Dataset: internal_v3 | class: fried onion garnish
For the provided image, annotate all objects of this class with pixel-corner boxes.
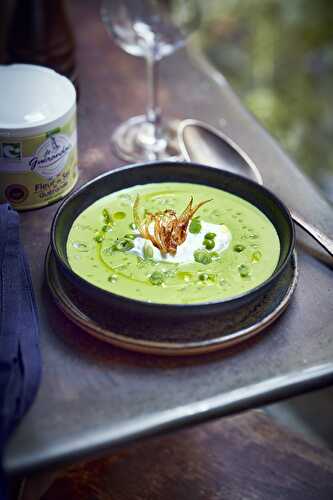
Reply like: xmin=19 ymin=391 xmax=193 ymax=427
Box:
xmin=133 ymin=195 xmax=211 ymax=255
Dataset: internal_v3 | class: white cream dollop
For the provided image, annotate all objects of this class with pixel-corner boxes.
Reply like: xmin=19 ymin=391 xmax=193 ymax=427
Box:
xmin=129 ymin=221 xmax=231 ymax=264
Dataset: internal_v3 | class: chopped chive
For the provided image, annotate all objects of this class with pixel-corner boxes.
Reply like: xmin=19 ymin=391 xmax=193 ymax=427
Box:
xmin=234 ymin=244 xmax=245 ymax=253
xmin=205 ymin=232 xmax=216 ymax=240
xmin=238 ymin=264 xmax=250 ymax=277
xmin=112 ymin=238 xmax=134 ymax=252
xmin=199 ymin=272 xmax=209 ymax=281
xmin=198 ymin=272 xmax=216 ymax=282
xmin=102 ymin=208 xmax=113 ymax=225
xmin=189 ymin=217 xmax=202 ymax=234
xmin=204 ymin=239 xmax=215 ymax=250
xmin=149 ymin=271 xmax=164 ymax=286
xmin=194 ymin=249 xmax=212 ymax=265
xmin=108 ymin=274 xmax=118 ymax=283
xmin=94 ymin=232 xmax=104 ymax=243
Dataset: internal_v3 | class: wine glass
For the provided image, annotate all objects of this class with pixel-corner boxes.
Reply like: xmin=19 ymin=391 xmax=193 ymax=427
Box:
xmin=101 ymin=0 xmax=200 ymax=162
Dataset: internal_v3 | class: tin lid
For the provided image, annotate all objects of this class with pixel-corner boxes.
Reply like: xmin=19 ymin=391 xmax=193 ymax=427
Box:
xmin=0 ymin=64 xmax=76 ymax=136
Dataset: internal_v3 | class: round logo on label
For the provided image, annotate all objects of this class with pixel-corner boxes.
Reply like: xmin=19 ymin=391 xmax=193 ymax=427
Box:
xmin=29 ymin=134 xmax=72 ymax=179
xmin=5 ymin=184 xmax=29 ymax=204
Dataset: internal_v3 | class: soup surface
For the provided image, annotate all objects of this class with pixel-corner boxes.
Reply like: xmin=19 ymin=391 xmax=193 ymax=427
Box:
xmin=67 ymin=183 xmax=280 ymax=304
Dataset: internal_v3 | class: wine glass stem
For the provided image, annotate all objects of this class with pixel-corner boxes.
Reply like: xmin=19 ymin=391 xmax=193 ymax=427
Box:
xmin=145 ymin=55 xmax=162 ymax=142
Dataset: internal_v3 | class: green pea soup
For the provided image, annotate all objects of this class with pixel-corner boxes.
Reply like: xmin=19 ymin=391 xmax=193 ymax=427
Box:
xmin=67 ymin=182 xmax=280 ymax=304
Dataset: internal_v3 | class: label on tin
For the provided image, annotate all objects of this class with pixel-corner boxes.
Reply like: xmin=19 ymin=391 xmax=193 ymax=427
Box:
xmin=0 ymin=113 xmax=78 ymax=209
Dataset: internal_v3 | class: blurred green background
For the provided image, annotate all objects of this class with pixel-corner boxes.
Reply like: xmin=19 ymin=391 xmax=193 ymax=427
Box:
xmin=197 ymin=0 xmax=333 ymax=202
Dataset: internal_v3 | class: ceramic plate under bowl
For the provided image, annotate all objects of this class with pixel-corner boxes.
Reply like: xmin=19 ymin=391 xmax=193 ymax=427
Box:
xmin=46 ymin=247 xmax=298 ymax=356
xmin=51 ymin=162 xmax=295 ymax=319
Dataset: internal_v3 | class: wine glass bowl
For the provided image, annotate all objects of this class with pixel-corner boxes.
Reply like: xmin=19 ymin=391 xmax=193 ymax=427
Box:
xmin=101 ymin=0 xmax=200 ymax=162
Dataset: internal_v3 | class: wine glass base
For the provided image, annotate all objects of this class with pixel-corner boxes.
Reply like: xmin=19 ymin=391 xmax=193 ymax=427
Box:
xmin=111 ymin=115 xmax=182 ymax=162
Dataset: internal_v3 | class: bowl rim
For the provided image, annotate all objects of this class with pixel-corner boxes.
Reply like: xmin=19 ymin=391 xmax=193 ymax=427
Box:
xmin=51 ymin=161 xmax=295 ymax=312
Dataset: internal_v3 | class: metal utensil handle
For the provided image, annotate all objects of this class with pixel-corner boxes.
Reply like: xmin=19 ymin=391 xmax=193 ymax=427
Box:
xmin=178 ymin=119 xmax=333 ymax=259
xmin=291 ymin=210 xmax=333 ymax=257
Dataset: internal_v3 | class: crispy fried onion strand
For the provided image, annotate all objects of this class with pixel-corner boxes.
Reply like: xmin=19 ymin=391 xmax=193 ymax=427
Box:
xmin=133 ymin=195 xmax=211 ymax=255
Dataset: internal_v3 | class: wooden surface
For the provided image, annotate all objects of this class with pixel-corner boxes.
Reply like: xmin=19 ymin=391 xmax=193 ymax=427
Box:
xmin=4 ymin=0 xmax=333 ymax=475
xmin=41 ymin=411 xmax=333 ymax=500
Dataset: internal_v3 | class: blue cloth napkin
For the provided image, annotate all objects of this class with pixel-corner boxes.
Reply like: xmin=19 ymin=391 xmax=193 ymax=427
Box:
xmin=0 ymin=204 xmax=41 ymax=498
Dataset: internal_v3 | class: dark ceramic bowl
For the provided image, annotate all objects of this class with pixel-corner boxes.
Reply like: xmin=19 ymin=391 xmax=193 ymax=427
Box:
xmin=51 ymin=161 xmax=295 ymax=318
